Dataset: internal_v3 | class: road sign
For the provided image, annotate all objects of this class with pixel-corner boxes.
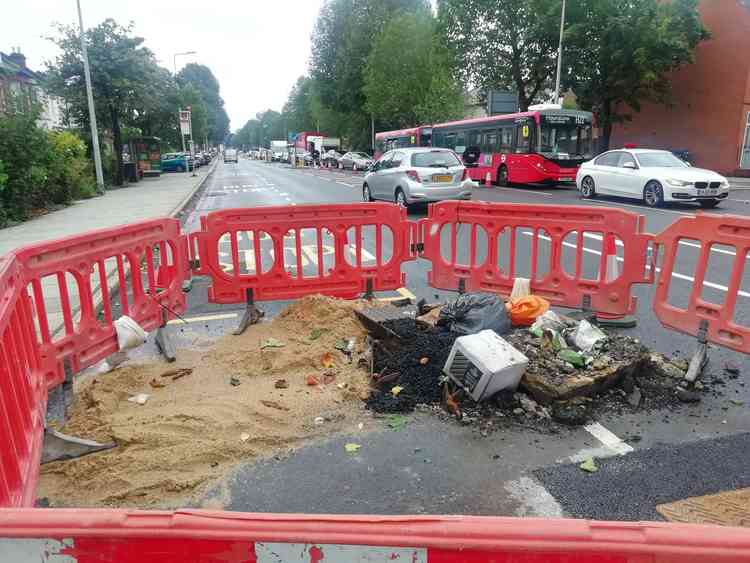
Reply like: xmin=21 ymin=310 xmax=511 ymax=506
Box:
xmin=179 ymin=110 xmax=191 ymax=135
xmin=487 ymin=90 xmax=519 ymax=116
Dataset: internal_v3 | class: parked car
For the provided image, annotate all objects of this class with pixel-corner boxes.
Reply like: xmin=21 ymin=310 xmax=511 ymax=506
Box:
xmin=576 ymin=148 xmax=730 ymax=209
xmin=224 ymin=148 xmax=238 ymax=163
xmin=161 ymin=153 xmax=191 ymax=172
xmin=322 ymin=150 xmax=342 ymax=166
xmin=340 ymin=151 xmax=373 ymax=171
xmin=362 ymin=148 xmax=473 ymax=208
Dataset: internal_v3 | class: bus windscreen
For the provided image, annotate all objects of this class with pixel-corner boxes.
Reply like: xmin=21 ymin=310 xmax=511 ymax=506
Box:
xmin=539 ymin=115 xmax=594 ymax=160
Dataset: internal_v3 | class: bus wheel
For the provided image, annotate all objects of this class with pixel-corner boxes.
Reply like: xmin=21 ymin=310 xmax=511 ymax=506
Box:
xmin=497 ymin=165 xmax=509 ymax=187
xmin=580 ymin=176 xmax=596 ymax=199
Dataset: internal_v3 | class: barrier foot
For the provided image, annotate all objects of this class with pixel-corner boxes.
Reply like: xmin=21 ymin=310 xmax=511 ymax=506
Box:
xmin=45 ymin=359 xmax=74 ymax=427
xmin=685 ymin=320 xmax=709 ymax=383
xmin=155 ymin=309 xmax=176 ymax=363
xmin=42 ymin=429 xmax=116 ymax=464
xmin=363 ymin=279 xmax=375 ymax=301
xmin=597 ymin=315 xmax=638 ymax=328
xmin=233 ymin=288 xmax=264 ymax=336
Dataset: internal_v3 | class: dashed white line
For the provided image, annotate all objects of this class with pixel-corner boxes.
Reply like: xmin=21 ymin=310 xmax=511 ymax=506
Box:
xmin=579 ymin=198 xmax=692 ymax=216
xmin=336 ymin=181 xmax=354 ymax=187
xmin=583 ymin=422 xmax=634 ymax=456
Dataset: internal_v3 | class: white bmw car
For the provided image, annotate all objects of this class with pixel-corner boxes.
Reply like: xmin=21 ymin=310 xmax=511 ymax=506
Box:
xmin=576 ymin=148 xmax=730 ymax=208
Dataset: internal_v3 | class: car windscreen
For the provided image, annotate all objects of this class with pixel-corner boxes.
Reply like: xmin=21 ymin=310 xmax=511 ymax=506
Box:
xmin=411 ymin=151 xmax=461 ymax=168
xmin=636 ymin=152 xmax=688 ymax=168
xmin=353 ymin=152 xmax=369 ymax=158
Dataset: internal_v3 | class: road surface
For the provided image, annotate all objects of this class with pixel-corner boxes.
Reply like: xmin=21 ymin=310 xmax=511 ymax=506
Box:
xmin=176 ymin=157 xmax=750 ymax=520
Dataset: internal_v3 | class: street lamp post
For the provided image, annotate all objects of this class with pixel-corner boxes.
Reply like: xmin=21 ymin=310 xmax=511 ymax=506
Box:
xmin=76 ymin=0 xmax=104 ymax=193
xmin=553 ymin=0 xmax=567 ymax=105
xmin=173 ymin=51 xmax=197 ymax=76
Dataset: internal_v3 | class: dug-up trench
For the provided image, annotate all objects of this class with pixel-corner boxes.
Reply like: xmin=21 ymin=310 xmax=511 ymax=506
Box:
xmin=40 ymin=295 xmax=694 ymax=509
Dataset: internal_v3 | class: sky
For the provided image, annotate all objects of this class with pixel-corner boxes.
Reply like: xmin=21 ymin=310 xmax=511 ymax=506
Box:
xmin=2 ymin=0 xmax=326 ymax=131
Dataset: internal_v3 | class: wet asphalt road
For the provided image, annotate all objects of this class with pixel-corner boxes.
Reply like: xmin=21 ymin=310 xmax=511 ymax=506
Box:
xmin=177 ymin=157 xmax=750 ymax=520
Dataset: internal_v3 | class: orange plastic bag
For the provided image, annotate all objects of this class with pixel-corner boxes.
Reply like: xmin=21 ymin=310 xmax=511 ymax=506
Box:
xmin=508 ymin=295 xmax=550 ymax=326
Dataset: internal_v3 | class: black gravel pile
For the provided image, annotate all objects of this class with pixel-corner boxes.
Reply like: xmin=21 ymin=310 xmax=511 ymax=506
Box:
xmin=366 ymin=319 xmax=458 ymax=413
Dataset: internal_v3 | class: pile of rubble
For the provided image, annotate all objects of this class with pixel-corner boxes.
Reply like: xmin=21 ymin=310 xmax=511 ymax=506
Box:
xmin=362 ymin=293 xmax=706 ymax=428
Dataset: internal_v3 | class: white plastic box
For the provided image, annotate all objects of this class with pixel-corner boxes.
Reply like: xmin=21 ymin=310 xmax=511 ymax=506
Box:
xmin=443 ymin=330 xmax=528 ymax=401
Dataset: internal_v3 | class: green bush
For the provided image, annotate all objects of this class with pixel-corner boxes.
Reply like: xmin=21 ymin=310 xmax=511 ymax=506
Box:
xmin=0 ymin=110 xmax=96 ymax=227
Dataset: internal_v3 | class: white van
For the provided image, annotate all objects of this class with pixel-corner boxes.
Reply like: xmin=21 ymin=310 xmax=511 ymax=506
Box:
xmin=224 ymin=149 xmax=238 ymax=163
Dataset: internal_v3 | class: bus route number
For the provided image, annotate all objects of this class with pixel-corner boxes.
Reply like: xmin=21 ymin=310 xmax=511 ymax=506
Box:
xmin=522 ymin=125 xmax=529 ymax=138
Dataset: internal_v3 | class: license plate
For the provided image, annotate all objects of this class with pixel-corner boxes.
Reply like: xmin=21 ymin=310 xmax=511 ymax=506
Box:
xmin=560 ymin=177 xmax=573 ymax=182
xmin=432 ymin=174 xmax=453 ymax=183
xmin=697 ymin=188 xmax=718 ymax=195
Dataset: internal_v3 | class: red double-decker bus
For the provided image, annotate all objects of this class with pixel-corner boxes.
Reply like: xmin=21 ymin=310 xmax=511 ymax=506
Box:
xmin=431 ymin=108 xmax=595 ymax=186
xmin=374 ymin=126 xmax=433 ymax=158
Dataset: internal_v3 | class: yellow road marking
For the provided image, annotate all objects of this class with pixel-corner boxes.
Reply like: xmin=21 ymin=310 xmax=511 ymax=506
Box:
xmin=397 ymin=287 xmax=416 ymax=300
xmin=168 ymin=312 xmax=238 ymax=325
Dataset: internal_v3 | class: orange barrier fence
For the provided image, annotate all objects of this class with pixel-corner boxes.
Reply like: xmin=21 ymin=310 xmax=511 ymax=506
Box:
xmin=654 ymin=213 xmax=750 ymax=354
xmin=190 ymin=203 xmax=415 ymax=303
xmin=419 ymin=201 xmax=655 ymax=317
xmin=1 ymin=510 xmax=749 ymax=562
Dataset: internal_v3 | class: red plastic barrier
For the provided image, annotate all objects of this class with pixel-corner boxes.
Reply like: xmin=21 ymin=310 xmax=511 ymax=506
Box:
xmin=190 ymin=203 xmax=415 ymax=303
xmin=419 ymin=201 xmax=654 ymax=317
xmin=654 ymin=213 xmax=750 ymax=354
xmin=13 ymin=218 xmax=189 ymax=388
xmin=1 ymin=510 xmax=750 ymax=562
xmin=0 ymin=256 xmax=49 ymax=509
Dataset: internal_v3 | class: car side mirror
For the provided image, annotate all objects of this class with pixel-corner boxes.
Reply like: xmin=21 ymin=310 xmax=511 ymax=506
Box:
xmin=623 ymin=161 xmax=637 ymax=170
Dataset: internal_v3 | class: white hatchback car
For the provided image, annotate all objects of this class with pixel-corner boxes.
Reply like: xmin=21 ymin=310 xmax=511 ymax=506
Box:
xmin=576 ymin=148 xmax=730 ymax=208
xmin=363 ymin=147 xmax=474 ymax=207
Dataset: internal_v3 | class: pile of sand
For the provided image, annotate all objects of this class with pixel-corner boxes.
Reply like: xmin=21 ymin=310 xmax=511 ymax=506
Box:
xmin=38 ymin=296 xmax=374 ymax=509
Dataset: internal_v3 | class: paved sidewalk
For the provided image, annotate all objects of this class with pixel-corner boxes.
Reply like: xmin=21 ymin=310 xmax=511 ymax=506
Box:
xmin=0 ymin=164 xmax=213 ymax=256
xmin=1 ymin=162 xmax=215 ymax=336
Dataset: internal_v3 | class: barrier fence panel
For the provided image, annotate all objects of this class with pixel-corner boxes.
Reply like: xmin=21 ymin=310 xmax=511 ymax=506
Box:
xmin=0 ymin=255 xmax=49 ymax=508
xmin=653 ymin=213 xmax=750 ymax=354
xmin=190 ymin=203 xmax=415 ymax=303
xmin=419 ymin=201 xmax=654 ymax=317
xmin=13 ymin=218 xmax=189 ymax=388
xmin=1 ymin=510 xmax=750 ymax=562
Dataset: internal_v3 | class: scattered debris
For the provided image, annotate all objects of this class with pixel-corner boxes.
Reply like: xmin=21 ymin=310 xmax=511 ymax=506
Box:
xmin=159 ymin=368 xmax=193 ymax=380
xmin=508 ymin=295 xmax=550 ymax=327
xmin=572 ymin=320 xmax=607 ymax=353
xmin=274 ymin=379 xmax=289 ymax=389
xmin=260 ymin=400 xmax=289 ymax=411
xmin=344 ymin=443 xmax=361 ymax=454
xmin=439 ymin=293 xmax=511 ymax=335
xmin=149 ymin=378 xmax=166 ymax=389
xmin=127 ymin=393 xmax=149 ymax=405
xmin=309 ymin=328 xmax=324 ymax=341
xmin=230 ymin=376 xmax=241 ymax=387
xmin=415 ymin=306 xmax=442 ymax=329
xmin=240 ymin=433 xmax=250 ymax=442
xmin=306 ymin=375 xmax=320 ymax=386
xmin=114 ymin=316 xmax=148 ymax=351
xmin=386 ymin=415 xmax=408 ymax=431
xmin=261 ymin=338 xmax=285 ymax=349
xmin=676 ymin=388 xmax=701 ymax=403
xmin=725 ymin=361 xmax=740 ymax=376
xmin=419 ymin=357 xmax=430 ymax=365
xmin=391 ymin=386 xmax=403 ymax=396
xmin=579 ymin=457 xmax=598 ymax=473
xmin=322 ymin=371 xmax=336 ymax=385
xmin=314 ymin=417 xmax=325 ymax=425
xmin=729 ymin=399 xmax=744 ymax=406
xmin=321 ymin=352 xmax=335 ymax=368
xmin=628 ymin=388 xmax=642 ymax=408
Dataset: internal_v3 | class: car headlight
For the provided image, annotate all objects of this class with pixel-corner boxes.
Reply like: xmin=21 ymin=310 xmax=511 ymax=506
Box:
xmin=665 ymin=178 xmax=692 ymax=187
xmin=719 ymin=180 xmax=730 ymax=188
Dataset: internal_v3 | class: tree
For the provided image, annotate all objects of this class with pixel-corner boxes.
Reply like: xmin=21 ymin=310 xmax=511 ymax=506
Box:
xmin=364 ymin=12 xmax=464 ymax=128
xmin=177 ymin=63 xmax=230 ymax=143
xmin=282 ymin=76 xmax=317 ymax=134
xmin=437 ymin=0 xmax=561 ymax=111
xmin=309 ymin=0 xmax=431 ymax=148
xmin=565 ymin=0 xmax=709 ymax=150
xmin=46 ymin=20 xmax=162 ymax=186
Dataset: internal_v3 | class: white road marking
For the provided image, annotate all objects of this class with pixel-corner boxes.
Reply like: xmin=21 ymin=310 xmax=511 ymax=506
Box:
xmin=584 ymin=422 xmax=634 ymax=456
xmin=519 ymin=230 xmax=750 ymax=297
xmin=504 ymin=476 xmax=564 ymax=517
xmin=336 ymin=181 xmax=354 ymax=187
xmin=490 ymin=187 xmax=554 ymax=197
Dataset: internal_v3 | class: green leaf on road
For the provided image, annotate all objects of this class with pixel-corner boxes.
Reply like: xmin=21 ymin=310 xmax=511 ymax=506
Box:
xmin=309 ymin=328 xmax=324 ymax=341
xmin=579 ymin=457 xmax=598 ymax=473
xmin=261 ymin=338 xmax=285 ymax=349
xmin=386 ymin=415 xmax=408 ymax=431
xmin=344 ymin=443 xmax=361 ymax=454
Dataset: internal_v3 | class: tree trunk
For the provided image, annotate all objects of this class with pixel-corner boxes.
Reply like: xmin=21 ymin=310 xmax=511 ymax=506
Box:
xmin=110 ymin=105 xmax=124 ymax=187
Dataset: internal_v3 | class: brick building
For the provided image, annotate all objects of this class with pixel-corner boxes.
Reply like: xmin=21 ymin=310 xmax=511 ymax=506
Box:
xmin=611 ymin=0 xmax=750 ymax=176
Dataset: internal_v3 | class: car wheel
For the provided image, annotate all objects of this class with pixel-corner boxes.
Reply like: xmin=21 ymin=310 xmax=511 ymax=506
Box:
xmin=363 ymin=183 xmax=373 ymax=202
xmin=580 ymin=176 xmax=596 ymax=199
xmin=497 ymin=165 xmax=509 ymax=187
xmin=699 ymin=199 xmax=720 ymax=209
xmin=643 ymin=181 xmax=664 ymax=208
xmin=395 ymin=189 xmax=408 ymax=208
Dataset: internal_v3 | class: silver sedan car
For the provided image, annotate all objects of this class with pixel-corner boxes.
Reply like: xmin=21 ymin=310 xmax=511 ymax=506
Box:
xmin=340 ymin=151 xmax=373 ymax=171
xmin=363 ymin=148 xmax=474 ymax=207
